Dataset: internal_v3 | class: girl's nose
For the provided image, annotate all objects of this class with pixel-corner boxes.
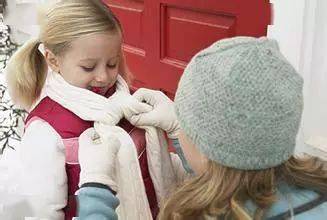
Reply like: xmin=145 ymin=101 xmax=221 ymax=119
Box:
xmin=94 ymin=69 xmax=109 ymax=83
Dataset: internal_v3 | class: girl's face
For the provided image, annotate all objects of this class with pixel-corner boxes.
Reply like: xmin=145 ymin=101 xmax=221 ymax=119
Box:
xmin=178 ymin=130 xmax=208 ymax=175
xmin=46 ymin=32 xmax=122 ymax=95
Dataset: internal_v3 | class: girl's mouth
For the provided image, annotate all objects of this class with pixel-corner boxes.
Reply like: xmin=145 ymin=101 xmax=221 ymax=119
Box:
xmin=89 ymin=86 xmax=107 ymax=95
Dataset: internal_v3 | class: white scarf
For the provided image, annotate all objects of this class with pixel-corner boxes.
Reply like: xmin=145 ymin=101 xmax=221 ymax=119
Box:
xmin=45 ymin=71 xmax=130 ymax=123
xmin=46 ymin=71 xmax=178 ymax=220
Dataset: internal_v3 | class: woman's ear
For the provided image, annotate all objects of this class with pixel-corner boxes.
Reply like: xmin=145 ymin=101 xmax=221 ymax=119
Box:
xmin=45 ymin=49 xmax=60 ymax=73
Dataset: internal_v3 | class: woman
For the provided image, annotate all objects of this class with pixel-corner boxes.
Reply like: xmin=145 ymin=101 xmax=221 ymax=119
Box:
xmin=77 ymin=37 xmax=327 ymax=220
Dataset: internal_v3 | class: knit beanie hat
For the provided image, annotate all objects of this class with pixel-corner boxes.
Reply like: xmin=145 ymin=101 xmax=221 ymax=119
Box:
xmin=174 ymin=37 xmax=303 ymax=170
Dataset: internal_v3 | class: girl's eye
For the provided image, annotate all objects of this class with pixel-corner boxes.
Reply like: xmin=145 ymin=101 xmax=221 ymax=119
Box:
xmin=81 ymin=66 xmax=95 ymax=72
xmin=107 ymin=63 xmax=117 ymax=69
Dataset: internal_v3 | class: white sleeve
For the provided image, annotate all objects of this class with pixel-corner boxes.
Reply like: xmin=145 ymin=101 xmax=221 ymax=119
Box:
xmin=16 ymin=119 xmax=67 ymax=220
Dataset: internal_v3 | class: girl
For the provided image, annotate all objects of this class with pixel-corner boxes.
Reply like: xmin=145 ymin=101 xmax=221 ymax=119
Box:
xmin=5 ymin=0 xmax=160 ymax=219
xmin=77 ymin=37 xmax=327 ymax=219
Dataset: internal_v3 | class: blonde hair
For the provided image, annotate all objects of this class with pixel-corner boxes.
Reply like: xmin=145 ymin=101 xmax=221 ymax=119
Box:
xmin=158 ymin=156 xmax=327 ymax=220
xmin=6 ymin=0 xmax=130 ymax=110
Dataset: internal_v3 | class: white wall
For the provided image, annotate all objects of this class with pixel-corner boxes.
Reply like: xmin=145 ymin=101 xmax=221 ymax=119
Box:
xmin=267 ymin=0 xmax=306 ymax=72
xmin=268 ymin=0 xmax=327 ymax=157
xmin=300 ymin=0 xmax=327 ymax=158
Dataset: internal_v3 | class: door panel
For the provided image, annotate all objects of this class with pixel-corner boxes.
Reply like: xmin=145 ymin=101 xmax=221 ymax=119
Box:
xmin=104 ymin=0 xmax=272 ymax=97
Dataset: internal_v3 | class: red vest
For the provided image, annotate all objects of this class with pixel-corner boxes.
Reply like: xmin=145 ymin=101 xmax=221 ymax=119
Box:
xmin=25 ymin=87 xmax=158 ymax=219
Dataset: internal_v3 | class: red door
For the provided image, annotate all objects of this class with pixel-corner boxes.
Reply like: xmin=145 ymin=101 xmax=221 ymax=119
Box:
xmin=104 ymin=0 xmax=272 ymax=98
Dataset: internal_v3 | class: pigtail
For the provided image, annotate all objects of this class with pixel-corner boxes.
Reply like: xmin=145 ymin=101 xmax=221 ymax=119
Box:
xmin=6 ymin=38 xmax=48 ymax=110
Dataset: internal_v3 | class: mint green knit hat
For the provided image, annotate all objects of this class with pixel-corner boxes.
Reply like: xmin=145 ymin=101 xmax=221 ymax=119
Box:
xmin=174 ymin=37 xmax=304 ymax=170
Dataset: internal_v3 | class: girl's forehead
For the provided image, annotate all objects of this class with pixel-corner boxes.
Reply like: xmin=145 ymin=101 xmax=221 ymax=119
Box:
xmin=69 ymin=32 xmax=122 ymax=59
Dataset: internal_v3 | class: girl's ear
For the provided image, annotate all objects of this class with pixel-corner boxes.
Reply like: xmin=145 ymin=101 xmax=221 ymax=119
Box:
xmin=45 ymin=48 xmax=60 ymax=73
xmin=118 ymin=47 xmax=133 ymax=85
xmin=118 ymin=48 xmax=127 ymax=75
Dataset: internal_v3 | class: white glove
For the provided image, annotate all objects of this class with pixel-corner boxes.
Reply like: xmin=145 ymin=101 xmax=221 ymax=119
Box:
xmin=105 ymin=91 xmax=153 ymax=125
xmin=78 ymin=128 xmax=120 ymax=191
xmin=129 ymin=88 xmax=180 ymax=138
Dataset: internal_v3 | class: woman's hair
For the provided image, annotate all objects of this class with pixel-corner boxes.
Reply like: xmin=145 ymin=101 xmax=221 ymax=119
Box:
xmin=6 ymin=0 xmax=130 ymax=110
xmin=158 ymin=156 xmax=327 ymax=220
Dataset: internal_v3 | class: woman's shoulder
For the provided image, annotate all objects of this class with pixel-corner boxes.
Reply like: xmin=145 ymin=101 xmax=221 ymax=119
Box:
xmin=237 ymin=183 xmax=326 ymax=219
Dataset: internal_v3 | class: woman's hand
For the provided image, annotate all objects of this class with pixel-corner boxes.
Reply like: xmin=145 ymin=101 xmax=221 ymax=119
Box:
xmin=105 ymin=91 xmax=152 ymax=125
xmin=128 ymin=88 xmax=180 ymax=138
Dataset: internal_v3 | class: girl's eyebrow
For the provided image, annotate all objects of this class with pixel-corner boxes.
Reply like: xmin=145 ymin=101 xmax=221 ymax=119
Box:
xmin=79 ymin=55 xmax=120 ymax=62
xmin=79 ymin=58 xmax=97 ymax=62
